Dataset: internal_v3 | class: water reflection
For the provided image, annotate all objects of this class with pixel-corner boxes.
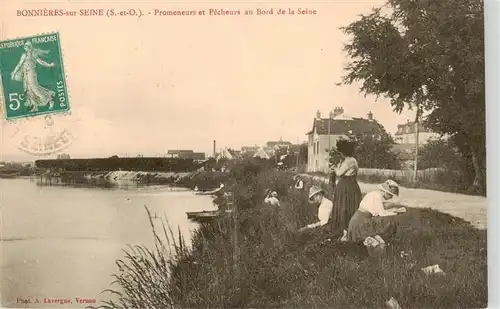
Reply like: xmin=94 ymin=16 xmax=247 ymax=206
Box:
xmin=0 ymin=177 xmax=213 ymax=308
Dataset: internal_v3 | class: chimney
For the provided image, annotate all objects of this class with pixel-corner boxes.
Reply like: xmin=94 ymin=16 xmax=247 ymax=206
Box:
xmin=213 ymin=140 xmax=216 ymax=157
xmin=333 ymin=106 xmax=344 ymax=118
xmin=367 ymin=111 xmax=373 ymax=120
xmin=316 ymin=110 xmax=321 ymax=119
xmin=329 ymin=111 xmax=334 ymax=119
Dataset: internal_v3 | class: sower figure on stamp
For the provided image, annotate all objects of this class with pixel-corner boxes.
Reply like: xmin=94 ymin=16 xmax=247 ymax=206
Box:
xmin=10 ymin=41 xmax=56 ymax=112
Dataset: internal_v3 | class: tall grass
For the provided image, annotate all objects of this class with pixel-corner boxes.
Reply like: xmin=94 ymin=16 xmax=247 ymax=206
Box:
xmin=92 ymin=162 xmax=487 ymax=309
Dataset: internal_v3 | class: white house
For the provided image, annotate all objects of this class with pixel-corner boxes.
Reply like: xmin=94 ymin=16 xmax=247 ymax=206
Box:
xmin=306 ymin=107 xmax=386 ymax=173
xmin=394 ymin=121 xmax=441 ymax=144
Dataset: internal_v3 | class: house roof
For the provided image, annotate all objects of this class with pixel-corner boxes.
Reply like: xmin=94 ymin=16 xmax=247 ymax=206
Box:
xmin=254 ymin=147 xmax=270 ymax=159
xmin=395 ymin=122 xmax=432 ymax=135
xmin=266 ymin=141 xmax=292 ymax=147
xmin=306 ymin=118 xmax=385 ymax=136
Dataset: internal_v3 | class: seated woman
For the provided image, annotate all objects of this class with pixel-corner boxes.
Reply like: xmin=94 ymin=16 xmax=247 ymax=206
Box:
xmin=347 ymin=180 xmax=406 ymax=243
xmin=298 ymin=186 xmax=333 ymax=232
xmin=264 ymin=190 xmax=280 ymax=207
xmin=293 ymin=175 xmax=305 ymax=190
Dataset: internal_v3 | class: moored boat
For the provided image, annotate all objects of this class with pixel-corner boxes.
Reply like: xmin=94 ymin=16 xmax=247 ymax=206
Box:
xmin=186 ymin=209 xmax=233 ymax=220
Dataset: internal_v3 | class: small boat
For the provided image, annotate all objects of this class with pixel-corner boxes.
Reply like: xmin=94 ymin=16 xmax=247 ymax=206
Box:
xmin=186 ymin=209 xmax=233 ymax=220
xmin=193 ymin=183 xmax=225 ymax=196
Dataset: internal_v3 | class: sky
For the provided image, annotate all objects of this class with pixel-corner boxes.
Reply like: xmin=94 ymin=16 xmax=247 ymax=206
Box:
xmin=0 ymin=0 xmax=415 ymax=161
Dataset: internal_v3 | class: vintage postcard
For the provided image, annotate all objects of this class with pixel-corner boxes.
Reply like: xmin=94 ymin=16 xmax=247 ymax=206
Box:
xmin=0 ymin=0 xmax=490 ymax=308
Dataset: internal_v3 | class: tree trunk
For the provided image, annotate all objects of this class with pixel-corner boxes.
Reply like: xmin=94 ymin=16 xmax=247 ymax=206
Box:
xmin=469 ymin=144 xmax=485 ymax=194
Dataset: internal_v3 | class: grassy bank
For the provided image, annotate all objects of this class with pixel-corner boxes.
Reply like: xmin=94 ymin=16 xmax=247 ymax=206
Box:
xmin=94 ymin=160 xmax=487 ymax=309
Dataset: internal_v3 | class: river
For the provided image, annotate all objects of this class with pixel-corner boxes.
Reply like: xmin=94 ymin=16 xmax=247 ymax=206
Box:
xmin=0 ymin=177 xmax=215 ymax=308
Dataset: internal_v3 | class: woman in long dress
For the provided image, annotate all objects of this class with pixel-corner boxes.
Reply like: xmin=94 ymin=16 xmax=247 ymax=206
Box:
xmin=347 ymin=180 xmax=406 ymax=243
xmin=10 ymin=41 xmax=56 ymax=112
xmin=330 ymin=139 xmax=362 ymax=234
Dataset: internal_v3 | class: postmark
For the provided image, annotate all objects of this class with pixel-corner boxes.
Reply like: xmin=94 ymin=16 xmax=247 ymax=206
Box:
xmin=0 ymin=32 xmax=70 ymax=120
xmin=2 ymin=114 xmax=78 ymax=156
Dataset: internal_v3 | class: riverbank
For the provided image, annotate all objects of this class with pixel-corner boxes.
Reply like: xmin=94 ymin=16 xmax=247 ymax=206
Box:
xmin=93 ymin=160 xmax=487 ymax=309
xmin=36 ymin=169 xmax=230 ymax=190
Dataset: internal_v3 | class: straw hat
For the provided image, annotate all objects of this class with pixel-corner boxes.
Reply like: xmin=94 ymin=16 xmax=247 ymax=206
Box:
xmin=271 ymin=191 xmax=278 ymax=197
xmin=379 ymin=180 xmax=399 ymax=196
xmin=308 ymin=186 xmax=324 ymax=200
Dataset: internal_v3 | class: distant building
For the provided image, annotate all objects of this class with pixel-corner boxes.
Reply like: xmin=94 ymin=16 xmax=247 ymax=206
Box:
xmin=216 ymin=148 xmax=241 ymax=161
xmin=253 ymin=147 xmax=270 ymax=159
xmin=306 ymin=107 xmax=386 ymax=173
xmin=167 ymin=150 xmax=206 ymax=161
xmin=241 ymin=146 xmax=259 ymax=158
xmin=394 ymin=121 xmax=440 ymax=144
xmin=167 ymin=150 xmax=194 ymax=159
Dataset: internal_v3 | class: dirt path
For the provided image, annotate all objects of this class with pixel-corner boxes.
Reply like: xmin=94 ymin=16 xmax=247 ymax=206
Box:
xmin=305 ymin=175 xmax=487 ymax=230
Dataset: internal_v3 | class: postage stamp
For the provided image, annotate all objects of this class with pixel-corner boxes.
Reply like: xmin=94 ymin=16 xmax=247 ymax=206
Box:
xmin=0 ymin=32 xmax=70 ymax=120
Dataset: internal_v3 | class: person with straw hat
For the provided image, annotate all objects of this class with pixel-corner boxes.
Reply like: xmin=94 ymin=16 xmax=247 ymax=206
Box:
xmin=264 ymin=189 xmax=280 ymax=207
xmin=346 ymin=179 xmax=406 ymax=243
xmin=298 ymin=186 xmax=333 ymax=232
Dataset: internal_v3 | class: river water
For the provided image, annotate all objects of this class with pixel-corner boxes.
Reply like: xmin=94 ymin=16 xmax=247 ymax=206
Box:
xmin=0 ymin=177 xmax=215 ymax=308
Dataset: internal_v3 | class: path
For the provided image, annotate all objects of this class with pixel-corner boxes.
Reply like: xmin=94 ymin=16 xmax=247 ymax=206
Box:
xmin=304 ymin=175 xmax=487 ymax=230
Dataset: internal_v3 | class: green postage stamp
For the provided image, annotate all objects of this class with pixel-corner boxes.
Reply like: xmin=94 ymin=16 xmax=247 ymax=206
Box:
xmin=0 ymin=32 xmax=70 ymax=120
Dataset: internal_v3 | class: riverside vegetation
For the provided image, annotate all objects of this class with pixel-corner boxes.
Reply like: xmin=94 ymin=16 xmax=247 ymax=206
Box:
xmin=91 ymin=159 xmax=486 ymax=309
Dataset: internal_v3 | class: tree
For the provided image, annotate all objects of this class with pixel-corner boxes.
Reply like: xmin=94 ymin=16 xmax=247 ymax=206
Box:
xmin=298 ymin=143 xmax=308 ymax=164
xmin=330 ymin=134 xmax=400 ymax=170
xmin=418 ymin=138 xmax=465 ymax=170
xmin=341 ymin=0 xmax=485 ymax=193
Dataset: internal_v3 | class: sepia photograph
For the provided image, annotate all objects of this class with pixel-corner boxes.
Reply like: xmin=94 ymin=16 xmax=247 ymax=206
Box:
xmin=0 ymin=0 xmax=489 ymax=308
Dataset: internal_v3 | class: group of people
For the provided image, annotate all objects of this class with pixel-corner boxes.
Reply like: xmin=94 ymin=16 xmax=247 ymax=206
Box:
xmin=297 ymin=139 xmax=406 ymax=245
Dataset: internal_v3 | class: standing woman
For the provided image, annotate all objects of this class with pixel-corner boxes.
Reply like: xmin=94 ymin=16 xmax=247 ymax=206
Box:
xmin=330 ymin=139 xmax=362 ymax=234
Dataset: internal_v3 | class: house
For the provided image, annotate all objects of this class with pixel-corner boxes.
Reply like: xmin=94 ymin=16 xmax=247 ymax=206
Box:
xmin=306 ymin=107 xmax=386 ymax=173
xmin=167 ymin=150 xmax=194 ymax=159
xmin=394 ymin=121 xmax=440 ymax=144
xmin=253 ymin=147 xmax=270 ymax=159
xmin=216 ymin=148 xmax=241 ymax=161
xmin=241 ymin=146 xmax=259 ymax=158
xmin=167 ymin=150 xmax=206 ymax=161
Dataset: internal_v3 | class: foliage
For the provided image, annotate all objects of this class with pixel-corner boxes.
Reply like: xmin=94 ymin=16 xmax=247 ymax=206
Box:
xmin=418 ymin=139 xmax=465 ymax=170
xmin=330 ymin=134 xmax=401 ymax=169
xmin=298 ymin=142 xmax=308 ymax=164
xmin=56 ymin=153 xmax=71 ymax=159
xmin=93 ymin=167 xmax=487 ymax=309
xmin=341 ymin=0 xmax=485 ymax=193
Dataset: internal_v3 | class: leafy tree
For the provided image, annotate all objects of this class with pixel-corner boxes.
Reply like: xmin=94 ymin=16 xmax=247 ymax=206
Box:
xmin=298 ymin=143 xmax=308 ymax=164
xmin=330 ymin=134 xmax=400 ymax=170
xmin=340 ymin=0 xmax=485 ymax=193
xmin=57 ymin=153 xmax=71 ymax=160
xmin=418 ymin=138 xmax=465 ymax=170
